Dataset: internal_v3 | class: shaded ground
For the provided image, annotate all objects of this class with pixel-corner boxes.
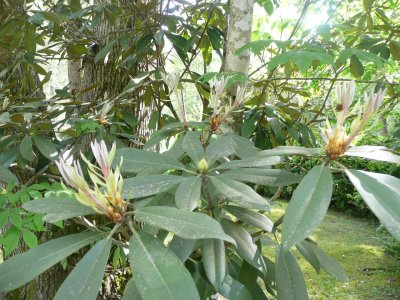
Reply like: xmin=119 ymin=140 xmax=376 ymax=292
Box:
xmin=265 ymin=201 xmax=400 ymax=300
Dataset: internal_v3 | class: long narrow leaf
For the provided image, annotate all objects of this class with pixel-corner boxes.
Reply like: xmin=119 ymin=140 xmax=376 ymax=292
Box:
xmin=122 ymin=175 xmax=183 ymax=199
xmin=222 ymin=168 xmax=301 ymax=186
xmin=202 ymin=239 xmax=225 ymax=289
xmin=219 ymin=275 xmax=252 ymax=300
xmin=345 ymin=146 xmax=400 ymax=164
xmin=169 ymin=236 xmax=196 ymax=262
xmin=257 ymin=146 xmax=322 ymax=157
xmin=205 ymin=136 xmax=236 ymax=165
xmin=54 ymin=238 xmax=112 ymax=300
xmin=304 ymin=240 xmax=348 ymax=281
xmin=346 ymin=170 xmax=400 ymax=241
xmin=129 ymin=230 xmax=200 ymax=300
xmin=221 ymin=219 xmax=266 ymax=274
xmin=116 ymin=148 xmax=186 ymax=173
xmin=275 ymin=247 xmax=309 ymax=300
xmin=175 ymin=176 xmax=202 ymax=211
xmin=23 ymin=197 xmax=95 ymax=222
xmin=0 ymin=231 xmax=102 ymax=291
xmin=182 ymin=131 xmax=204 ymax=164
xmin=210 ymin=176 xmax=270 ymax=211
xmin=215 ymin=156 xmax=281 ymax=170
xmin=224 ymin=205 xmax=273 ymax=232
xmin=135 ymin=206 xmax=236 ymax=245
xmin=122 ymin=278 xmax=142 ymax=300
xmin=282 ymin=166 xmax=333 ymax=250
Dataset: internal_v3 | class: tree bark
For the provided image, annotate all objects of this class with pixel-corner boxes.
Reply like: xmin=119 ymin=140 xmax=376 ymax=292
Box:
xmin=224 ymin=0 xmax=254 ymax=132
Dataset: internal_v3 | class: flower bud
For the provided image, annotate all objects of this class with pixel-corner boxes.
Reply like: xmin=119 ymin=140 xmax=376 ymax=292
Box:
xmin=197 ymin=158 xmax=209 ymax=174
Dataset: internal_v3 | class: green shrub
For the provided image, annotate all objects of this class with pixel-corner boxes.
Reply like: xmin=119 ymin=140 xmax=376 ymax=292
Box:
xmin=276 ymin=155 xmax=400 ymax=217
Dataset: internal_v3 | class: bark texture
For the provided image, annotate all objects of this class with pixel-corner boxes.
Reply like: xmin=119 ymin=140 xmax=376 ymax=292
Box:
xmin=224 ymin=0 xmax=254 ymax=77
xmin=224 ymin=0 xmax=254 ymax=132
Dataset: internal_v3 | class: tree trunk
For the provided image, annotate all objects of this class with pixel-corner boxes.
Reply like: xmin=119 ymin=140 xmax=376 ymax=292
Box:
xmin=81 ymin=0 xmax=129 ymax=104
xmin=224 ymin=0 xmax=254 ymax=132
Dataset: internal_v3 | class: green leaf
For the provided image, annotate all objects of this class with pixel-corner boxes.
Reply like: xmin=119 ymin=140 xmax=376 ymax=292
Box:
xmin=129 ymin=230 xmax=200 ymax=300
xmin=23 ymin=197 xmax=95 ymax=223
xmin=205 ymin=136 xmax=236 ymax=165
xmin=257 ymin=146 xmax=322 ymax=157
xmin=182 ymin=131 xmax=204 ymax=164
xmin=69 ymin=0 xmax=82 ymax=12
xmin=116 ymin=148 xmax=186 ymax=173
xmin=238 ymin=261 xmax=268 ymax=299
xmin=148 ymin=111 xmax=158 ymax=129
xmin=282 ymin=166 xmax=332 ymax=250
xmin=121 ymin=111 xmax=138 ymax=128
xmin=241 ymin=111 xmax=260 ymax=138
xmin=135 ymin=206 xmax=236 ymax=245
xmin=257 ymin=0 xmax=274 ymax=15
xmin=268 ymin=50 xmax=333 ymax=72
xmin=345 ymin=146 xmax=400 ymax=164
xmin=144 ymin=122 xmax=205 ymax=149
xmin=304 ymin=240 xmax=348 ymax=281
xmin=389 ymin=41 xmax=400 ymax=60
xmin=122 ymin=175 xmax=183 ymax=199
xmin=122 ymin=278 xmax=142 ymax=300
xmin=22 ymin=197 xmax=91 ymax=213
xmin=136 ymin=33 xmax=153 ymax=54
xmin=316 ymin=24 xmax=331 ymax=40
xmin=210 ymin=176 xmax=270 ymax=211
xmin=94 ymin=38 xmax=117 ymax=63
xmin=165 ymin=32 xmax=188 ymax=50
xmin=0 ymin=148 xmax=18 ymax=167
xmin=222 ymin=168 xmax=301 ymax=186
xmin=275 ymin=247 xmax=309 ymax=300
xmin=224 ymin=133 xmax=259 ymax=159
xmin=224 ymin=205 xmax=273 ymax=232
xmin=202 ymin=239 xmax=225 ymax=289
xmin=346 ymin=170 xmax=400 ymax=241
xmin=363 ymin=0 xmax=374 ymax=10
xmin=0 ymin=231 xmax=102 ymax=291
xmin=0 ymin=166 xmax=19 ymax=186
xmin=350 ymin=55 xmax=364 ymax=77
xmin=54 ymin=238 xmax=112 ymax=300
xmin=9 ymin=213 xmax=22 ymax=228
xmin=207 ymin=27 xmax=223 ymax=50
xmin=219 ymin=275 xmax=252 ymax=300
xmin=22 ymin=229 xmax=38 ymax=248
xmin=32 ymin=136 xmax=58 ymax=160
xmin=175 ymin=176 xmax=202 ymax=211
xmin=169 ymin=236 xmax=196 ymax=262
xmin=215 ymin=156 xmax=281 ymax=170
xmin=19 ymin=136 xmax=34 ymax=161
xmin=2 ymin=227 xmax=20 ymax=257
xmin=221 ymin=219 xmax=266 ymax=273
xmin=25 ymin=22 xmax=36 ymax=54
xmin=296 ymin=240 xmax=320 ymax=272
xmin=0 ymin=211 xmax=8 ymax=229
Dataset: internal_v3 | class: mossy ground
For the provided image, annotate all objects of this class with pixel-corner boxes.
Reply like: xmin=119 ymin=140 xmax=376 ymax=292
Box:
xmin=264 ymin=200 xmax=400 ymax=300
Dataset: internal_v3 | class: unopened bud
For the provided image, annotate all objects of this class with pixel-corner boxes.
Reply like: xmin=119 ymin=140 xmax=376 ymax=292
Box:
xmin=197 ymin=158 xmax=209 ymax=174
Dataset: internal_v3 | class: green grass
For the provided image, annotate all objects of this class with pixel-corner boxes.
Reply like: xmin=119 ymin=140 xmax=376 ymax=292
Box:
xmin=265 ymin=200 xmax=400 ymax=299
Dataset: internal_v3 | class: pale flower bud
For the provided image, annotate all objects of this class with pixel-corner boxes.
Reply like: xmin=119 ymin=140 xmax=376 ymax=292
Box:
xmin=197 ymin=158 xmax=209 ymax=174
xmin=56 ymin=140 xmax=125 ymax=222
xmin=334 ymin=81 xmax=355 ymax=125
